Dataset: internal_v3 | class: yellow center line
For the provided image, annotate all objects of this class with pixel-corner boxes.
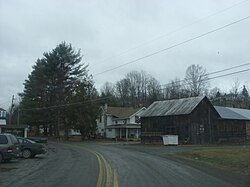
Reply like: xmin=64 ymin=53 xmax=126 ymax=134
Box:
xmin=95 ymin=153 xmax=104 ymax=187
xmin=58 ymin=143 xmax=119 ymax=187
xmin=97 ymin=152 xmax=112 ymax=187
xmin=113 ymin=170 xmax=119 ymax=187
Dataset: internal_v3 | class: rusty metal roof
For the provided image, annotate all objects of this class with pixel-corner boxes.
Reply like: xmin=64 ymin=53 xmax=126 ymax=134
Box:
xmin=214 ymin=106 xmax=250 ymax=120
xmin=107 ymin=107 xmax=141 ymax=118
xmin=141 ymin=96 xmax=205 ymax=117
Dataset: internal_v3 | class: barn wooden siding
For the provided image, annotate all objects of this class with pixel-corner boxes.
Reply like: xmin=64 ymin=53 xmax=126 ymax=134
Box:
xmin=247 ymin=122 xmax=250 ymax=141
xmin=141 ymin=97 xmax=219 ymax=144
xmin=214 ymin=106 xmax=250 ymax=143
xmin=215 ymin=120 xmax=247 ymax=143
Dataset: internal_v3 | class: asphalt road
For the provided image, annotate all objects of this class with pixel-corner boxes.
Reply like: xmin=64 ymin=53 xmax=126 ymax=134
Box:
xmin=0 ymin=141 xmax=249 ymax=187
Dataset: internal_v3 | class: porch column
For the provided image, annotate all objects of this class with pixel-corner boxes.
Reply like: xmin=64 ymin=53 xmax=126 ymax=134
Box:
xmin=119 ymin=128 xmax=122 ymax=139
xmin=24 ymin=128 xmax=28 ymax=138
xmin=136 ymin=128 xmax=139 ymax=139
xmin=126 ymin=128 xmax=128 ymax=140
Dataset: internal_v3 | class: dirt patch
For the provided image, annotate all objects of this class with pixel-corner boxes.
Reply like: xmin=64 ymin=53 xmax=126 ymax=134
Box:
xmin=175 ymin=147 xmax=250 ymax=175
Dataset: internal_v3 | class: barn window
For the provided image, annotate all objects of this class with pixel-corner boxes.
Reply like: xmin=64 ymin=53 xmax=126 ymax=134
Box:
xmin=199 ymin=124 xmax=204 ymax=133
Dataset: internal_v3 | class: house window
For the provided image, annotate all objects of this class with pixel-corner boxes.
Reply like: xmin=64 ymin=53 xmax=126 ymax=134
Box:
xmin=108 ymin=129 xmax=112 ymax=132
xmin=0 ymin=111 xmax=6 ymax=118
xmin=135 ymin=116 xmax=139 ymax=123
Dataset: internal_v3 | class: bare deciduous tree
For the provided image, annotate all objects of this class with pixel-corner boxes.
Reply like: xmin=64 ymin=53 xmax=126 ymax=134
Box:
xmin=116 ymin=78 xmax=130 ymax=107
xmin=184 ymin=64 xmax=209 ymax=96
xmin=100 ymin=82 xmax=115 ymax=96
xmin=163 ymin=78 xmax=183 ymax=99
xmin=126 ymin=71 xmax=148 ymax=107
xmin=230 ymin=79 xmax=241 ymax=100
xmin=147 ymin=76 xmax=162 ymax=105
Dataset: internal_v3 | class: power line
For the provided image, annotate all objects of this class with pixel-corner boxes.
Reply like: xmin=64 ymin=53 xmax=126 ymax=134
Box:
xmin=93 ymin=16 xmax=250 ymax=77
xmin=207 ymin=68 xmax=250 ymax=81
xmin=21 ymin=96 xmax=113 ymax=111
xmin=21 ymin=65 xmax=250 ymax=111
xmin=90 ymin=0 xmax=249 ymax=68
xmin=161 ymin=66 xmax=250 ymax=90
xmin=208 ymin=62 xmax=250 ymax=76
xmin=161 ymin=61 xmax=250 ymax=87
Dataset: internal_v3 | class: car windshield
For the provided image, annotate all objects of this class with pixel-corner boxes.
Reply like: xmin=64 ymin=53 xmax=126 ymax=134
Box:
xmin=26 ymin=139 xmax=36 ymax=143
xmin=18 ymin=138 xmax=36 ymax=144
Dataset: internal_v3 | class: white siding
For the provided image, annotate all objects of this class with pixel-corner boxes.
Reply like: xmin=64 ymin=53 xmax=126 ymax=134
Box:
xmin=106 ymin=115 xmax=113 ymax=126
xmin=0 ymin=119 xmax=6 ymax=125
xmin=0 ymin=111 xmax=7 ymax=118
xmin=130 ymin=116 xmax=136 ymax=123
xmin=106 ymin=128 xmax=116 ymax=138
xmin=96 ymin=116 xmax=105 ymax=136
xmin=68 ymin=129 xmax=81 ymax=136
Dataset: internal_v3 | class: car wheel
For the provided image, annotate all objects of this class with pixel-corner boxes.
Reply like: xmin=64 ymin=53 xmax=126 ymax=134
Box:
xmin=22 ymin=149 xmax=32 ymax=159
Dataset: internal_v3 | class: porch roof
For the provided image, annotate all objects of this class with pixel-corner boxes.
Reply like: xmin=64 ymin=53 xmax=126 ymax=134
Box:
xmin=106 ymin=124 xmax=141 ymax=129
xmin=0 ymin=124 xmax=28 ymax=128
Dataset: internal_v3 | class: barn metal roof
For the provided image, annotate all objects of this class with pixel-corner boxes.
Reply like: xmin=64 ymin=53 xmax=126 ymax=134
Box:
xmin=214 ymin=106 xmax=250 ymax=120
xmin=141 ymin=96 xmax=205 ymax=117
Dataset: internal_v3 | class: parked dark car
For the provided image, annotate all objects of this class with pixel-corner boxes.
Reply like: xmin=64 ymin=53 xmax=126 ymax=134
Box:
xmin=17 ymin=137 xmax=46 ymax=158
xmin=27 ymin=137 xmax=48 ymax=144
xmin=0 ymin=133 xmax=21 ymax=162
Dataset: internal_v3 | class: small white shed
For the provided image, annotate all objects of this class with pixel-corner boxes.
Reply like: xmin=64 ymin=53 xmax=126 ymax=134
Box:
xmin=162 ymin=135 xmax=178 ymax=145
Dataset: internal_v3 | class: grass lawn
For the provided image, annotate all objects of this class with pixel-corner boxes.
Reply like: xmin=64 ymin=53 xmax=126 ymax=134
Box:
xmin=176 ymin=147 xmax=250 ymax=175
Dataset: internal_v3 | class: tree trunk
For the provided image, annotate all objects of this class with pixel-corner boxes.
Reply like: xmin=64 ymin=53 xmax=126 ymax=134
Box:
xmin=64 ymin=125 xmax=69 ymax=141
xmin=80 ymin=129 xmax=86 ymax=141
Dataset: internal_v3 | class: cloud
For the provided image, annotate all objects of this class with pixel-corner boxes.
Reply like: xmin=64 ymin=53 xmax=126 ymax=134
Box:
xmin=0 ymin=0 xmax=249 ymax=109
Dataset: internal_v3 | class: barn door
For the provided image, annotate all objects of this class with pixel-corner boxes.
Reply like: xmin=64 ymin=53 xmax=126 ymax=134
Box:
xmin=199 ymin=124 xmax=205 ymax=144
xmin=190 ymin=123 xmax=205 ymax=144
xmin=190 ymin=123 xmax=199 ymax=144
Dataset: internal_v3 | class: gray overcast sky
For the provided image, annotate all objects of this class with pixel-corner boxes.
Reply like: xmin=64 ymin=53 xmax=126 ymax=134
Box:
xmin=0 ymin=0 xmax=250 ymax=110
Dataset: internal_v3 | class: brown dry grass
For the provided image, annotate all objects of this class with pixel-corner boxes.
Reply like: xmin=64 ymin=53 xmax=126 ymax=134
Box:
xmin=176 ymin=148 xmax=250 ymax=175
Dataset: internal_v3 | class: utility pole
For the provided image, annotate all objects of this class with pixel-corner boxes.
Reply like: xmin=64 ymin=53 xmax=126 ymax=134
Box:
xmin=17 ymin=108 xmax=20 ymax=126
xmin=9 ymin=95 xmax=14 ymax=125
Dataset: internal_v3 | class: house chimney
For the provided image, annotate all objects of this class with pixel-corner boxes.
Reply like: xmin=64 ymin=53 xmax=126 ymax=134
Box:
xmin=104 ymin=103 xmax=108 ymax=112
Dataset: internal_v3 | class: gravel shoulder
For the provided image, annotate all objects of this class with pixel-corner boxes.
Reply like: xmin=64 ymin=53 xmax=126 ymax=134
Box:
xmin=0 ymin=144 xmax=55 ymax=187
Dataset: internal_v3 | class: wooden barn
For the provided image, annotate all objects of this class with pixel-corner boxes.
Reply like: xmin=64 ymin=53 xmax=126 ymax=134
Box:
xmin=214 ymin=106 xmax=250 ymax=143
xmin=141 ymin=96 xmax=219 ymax=144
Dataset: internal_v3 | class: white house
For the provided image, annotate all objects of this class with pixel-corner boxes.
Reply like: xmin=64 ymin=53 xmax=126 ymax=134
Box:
xmin=0 ymin=107 xmax=28 ymax=137
xmin=96 ymin=104 xmax=146 ymax=140
xmin=0 ymin=108 xmax=7 ymax=125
